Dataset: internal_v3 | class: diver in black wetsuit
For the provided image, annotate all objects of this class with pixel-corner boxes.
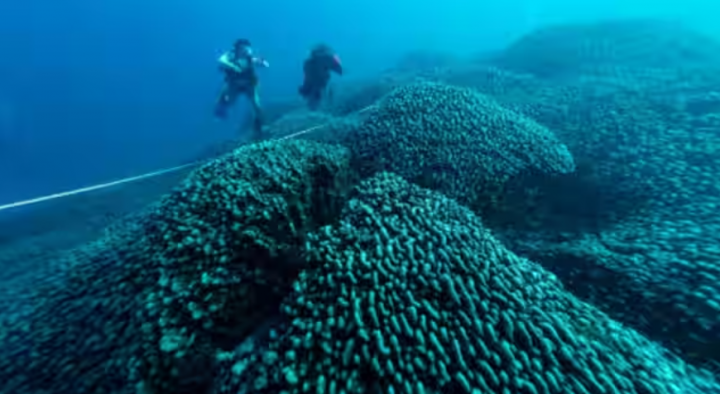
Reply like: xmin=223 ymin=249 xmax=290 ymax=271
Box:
xmin=214 ymin=38 xmax=270 ymax=139
xmin=298 ymin=44 xmax=343 ymax=110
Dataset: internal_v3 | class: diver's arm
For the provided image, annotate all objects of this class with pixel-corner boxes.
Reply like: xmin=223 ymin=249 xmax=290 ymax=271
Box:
xmin=331 ymin=55 xmax=343 ymax=75
xmin=218 ymin=52 xmax=242 ymax=72
xmin=332 ymin=63 xmax=343 ymax=75
xmin=252 ymin=56 xmax=270 ymax=68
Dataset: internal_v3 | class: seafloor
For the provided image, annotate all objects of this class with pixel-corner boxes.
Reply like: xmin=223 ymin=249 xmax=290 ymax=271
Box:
xmin=1 ymin=19 xmax=719 ymax=394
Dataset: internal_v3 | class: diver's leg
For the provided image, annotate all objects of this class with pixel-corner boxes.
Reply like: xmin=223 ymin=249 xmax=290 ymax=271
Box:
xmin=249 ymin=88 xmax=264 ymax=140
xmin=298 ymin=82 xmax=310 ymax=98
xmin=214 ymin=84 xmax=239 ymax=119
xmin=308 ymin=90 xmax=321 ymax=111
xmin=325 ymin=83 xmax=334 ymax=105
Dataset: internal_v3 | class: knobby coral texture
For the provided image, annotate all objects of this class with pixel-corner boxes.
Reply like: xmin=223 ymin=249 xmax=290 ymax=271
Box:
xmin=0 ymin=17 xmax=719 ymax=394
xmin=213 ymin=172 xmax=718 ymax=394
xmin=303 ymin=81 xmax=575 ymax=214
xmin=0 ymin=139 xmax=353 ymax=394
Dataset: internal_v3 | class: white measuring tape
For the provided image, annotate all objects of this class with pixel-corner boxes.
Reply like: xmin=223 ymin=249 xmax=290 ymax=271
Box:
xmin=0 ymin=106 xmax=373 ymax=213
xmin=0 ymin=162 xmax=199 ymax=212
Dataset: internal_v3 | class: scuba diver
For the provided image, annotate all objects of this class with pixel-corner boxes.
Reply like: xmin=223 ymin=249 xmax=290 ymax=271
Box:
xmin=214 ymin=38 xmax=270 ymax=139
xmin=298 ymin=44 xmax=343 ymax=110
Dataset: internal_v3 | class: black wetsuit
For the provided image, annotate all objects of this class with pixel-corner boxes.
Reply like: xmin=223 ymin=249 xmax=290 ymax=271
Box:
xmin=215 ymin=53 xmax=263 ymax=134
xmin=299 ymin=48 xmax=342 ymax=110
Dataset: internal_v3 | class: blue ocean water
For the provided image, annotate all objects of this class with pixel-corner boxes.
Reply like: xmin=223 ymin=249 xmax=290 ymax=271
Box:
xmin=1 ymin=0 xmax=717 ymax=204
xmin=1 ymin=0 xmax=720 ymax=393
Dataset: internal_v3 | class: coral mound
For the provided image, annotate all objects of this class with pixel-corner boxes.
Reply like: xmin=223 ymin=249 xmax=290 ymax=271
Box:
xmin=0 ymin=139 xmax=354 ymax=394
xmin=495 ymin=19 xmax=720 ymax=79
xmin=136 ymin=139 xmax=354 ymax=393
xmin=214 ymin=172 xmax=717 ymax=394
xmin=331 ymin=81 xmax=575 ymax=211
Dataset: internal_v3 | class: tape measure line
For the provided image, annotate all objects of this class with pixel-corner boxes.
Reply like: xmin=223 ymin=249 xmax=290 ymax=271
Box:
xmin=0 ymin=105 xmax=373 ymax=213
xmin=0 ymin=162 xmax=199 ymax=212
